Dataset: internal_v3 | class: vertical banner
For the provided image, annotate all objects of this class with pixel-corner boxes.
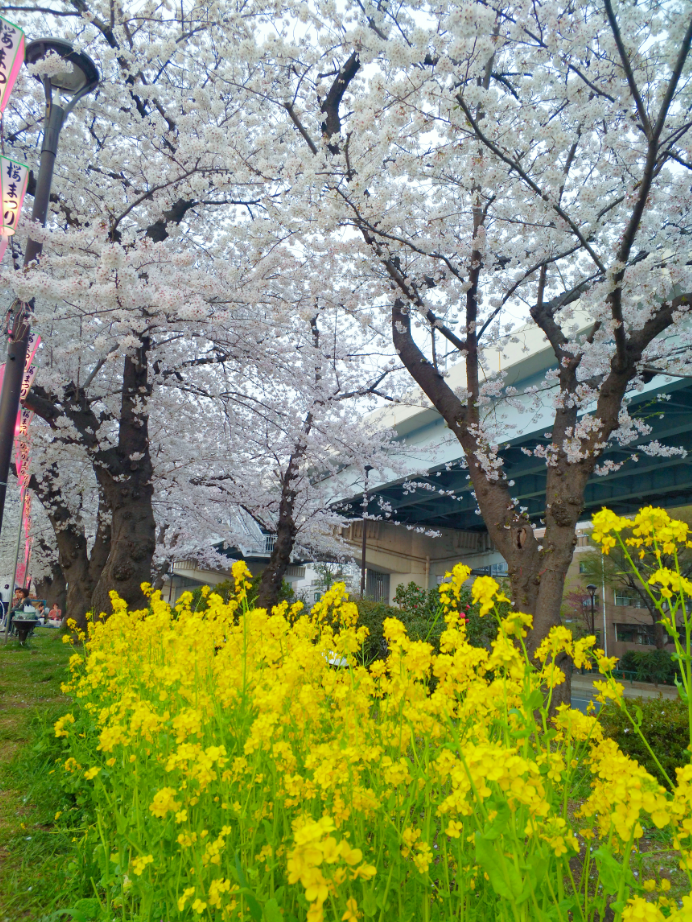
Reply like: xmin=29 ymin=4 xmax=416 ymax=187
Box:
xmin=15 ymin=492 xmax=31 ymax=586
xmin=7 ymin=336 xmax=41 ymax=588
xmin=0 ymin=16 xmax=25 ymax=115
xmin=24 ymin=332 xmax=40 ymax=368
xmin=0 ymin=156 xmax=29 ymax=237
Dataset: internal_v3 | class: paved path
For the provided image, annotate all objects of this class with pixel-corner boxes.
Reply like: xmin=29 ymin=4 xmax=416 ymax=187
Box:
xmin=572 ymin=674 xmax=678 ymax=700
xmin=570 ymin=674 xmax=678 ymax=713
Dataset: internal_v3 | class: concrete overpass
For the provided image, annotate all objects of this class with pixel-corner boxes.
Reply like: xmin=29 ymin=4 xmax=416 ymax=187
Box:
xmin=334 ymin=319 xmax=692 ymax=601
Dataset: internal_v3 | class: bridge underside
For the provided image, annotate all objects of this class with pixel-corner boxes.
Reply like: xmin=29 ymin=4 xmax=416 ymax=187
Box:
xmin=345 ymin=381 xmax=692 ymax=532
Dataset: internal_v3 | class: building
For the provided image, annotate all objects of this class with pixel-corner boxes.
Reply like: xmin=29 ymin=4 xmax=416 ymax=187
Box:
xmin=163 ymin=510 xmax=306 ymax=604
xmin=560 ymin=522 xmax=681 ymax=658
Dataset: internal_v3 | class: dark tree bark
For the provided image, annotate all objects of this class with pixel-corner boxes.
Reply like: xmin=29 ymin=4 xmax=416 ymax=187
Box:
xmin=24 ymin=340 xmax=156 ymax=623
xmin=33 ymin=541 xmax=67 ymax=612
xmin=257 ymin=456 xmax=301 ymax=611
xmin=28 ymin=466 xmax=112 ymax=630
xmin=90 ymin=341 xmax=156 ymax=618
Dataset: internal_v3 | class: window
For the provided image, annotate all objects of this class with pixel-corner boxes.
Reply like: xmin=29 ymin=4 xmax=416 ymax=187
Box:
xmin=491 ymin=562 xmax=508 ymax=577
xmin=614 ymin=591 xmax=645 ymax=608
xmin=314 ymin=592 xmax=321 ymax=602
xmin=366 ymin=570 xmax=390 ymax=603
xmin=285 ymin=566 xmax=306 ymax=579
xmin=579 ymin=561 xmax=588 ymax=574
xmin=615 ymin=623 xmax=656 ymax=645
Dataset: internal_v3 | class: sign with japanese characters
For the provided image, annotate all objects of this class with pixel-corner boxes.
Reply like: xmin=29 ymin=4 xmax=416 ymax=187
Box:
xmin=0 ymin=155 xmax=28 ymax=237
xmin=0 ymin=17 xmax=24 ymax=115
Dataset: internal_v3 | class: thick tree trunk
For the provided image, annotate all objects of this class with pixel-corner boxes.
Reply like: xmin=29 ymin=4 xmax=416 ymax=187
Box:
xmin=28 ymin=468 xmax=109 ymax=631
xmin=257 ymin=468 xmax=299 ymax=611
xmin=91 ymin=343 xmax=156 ymax=618
xmin=34 ymin=555 xmax=66 ymax=613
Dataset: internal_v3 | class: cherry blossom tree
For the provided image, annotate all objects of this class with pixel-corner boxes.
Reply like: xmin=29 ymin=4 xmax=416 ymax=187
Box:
xmin=188 ymin=306 xmax=405 ymax=610
xmin=0 ymin=0 xmax=407 ymax=621
xmin=232 ymin=0 xmax=692 ymax=648
xmin=0 ymin=0 xmax=304 ymax=616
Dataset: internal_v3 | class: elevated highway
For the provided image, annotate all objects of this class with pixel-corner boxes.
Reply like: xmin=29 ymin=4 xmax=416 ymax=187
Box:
xmin=334 ymin=322 xmax=692 ymax=599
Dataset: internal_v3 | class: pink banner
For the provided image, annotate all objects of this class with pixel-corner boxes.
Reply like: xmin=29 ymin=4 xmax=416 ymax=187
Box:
xmin=0 ymin=17 xmax=25 ymax=115
xmin=3 ymin=336 xmax=42 ymax=586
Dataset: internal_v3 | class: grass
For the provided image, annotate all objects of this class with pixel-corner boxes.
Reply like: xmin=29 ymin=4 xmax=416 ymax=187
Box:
xmin=0 ymin=627 xmax=73 ymax=921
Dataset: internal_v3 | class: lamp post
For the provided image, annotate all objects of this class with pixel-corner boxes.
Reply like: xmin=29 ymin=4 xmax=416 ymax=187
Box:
xmin=586 ymin=583 xmax=597 ymax=638
xmin=0 ymin=39 xmax=99 ymax=537
xmin=360 ymin=465 xmax=372 ymax=599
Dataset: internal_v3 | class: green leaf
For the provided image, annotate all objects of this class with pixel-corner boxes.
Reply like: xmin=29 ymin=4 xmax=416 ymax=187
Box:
xmin=544 ymin=898 xmax=577 ymax=920
xmin=235 ymin=853 xmax=249 ymax=889
xmin=518 ymin=847 xmax=548 ymax=900
xmin=46 ymin=911 xmax=92 ymax=922
xmin=475 ymin=833 xmax=524 ymax=901
xmin=235 ymin=853 xmax=263 ymax=922
xmin=594 ymin=847 xmax=628 ymax=895
xmin=363 ymin=888 xmax=378 ymax=917
xmin=240 ymin=890 xmax=263 ymax=922
xmin=676 ymin=675 xmax=689 ymax=704
xmin=376 ymin=887 xmax=391 ymax=911
xmin=526 ymin=689 xmax=545 ymax=711
xmin=264 ymin=897 xmax=283 ymax=922
xmin=510 ymin=727 xmax=533 ymax=739
xmin=482 ymin=802 xmax=511 ymax=840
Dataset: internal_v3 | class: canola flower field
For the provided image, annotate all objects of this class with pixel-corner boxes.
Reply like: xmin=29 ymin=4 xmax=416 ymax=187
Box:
xmin=52 ymin=508 xmax=692 ymax=922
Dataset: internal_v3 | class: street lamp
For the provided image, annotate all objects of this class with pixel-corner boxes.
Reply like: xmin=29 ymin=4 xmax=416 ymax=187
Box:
xmin=0 ymin=38 xmax=99 ymax=536
xmin=586 ymin=584 xmax=597 ymax=637
xmin=360 ymin=465 xmax=373 ymax=599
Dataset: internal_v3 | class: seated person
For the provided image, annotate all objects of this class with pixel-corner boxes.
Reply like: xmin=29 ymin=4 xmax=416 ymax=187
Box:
xmin=47 ymin=602 xmax=62 ymax=627
xmin=7 ymin=588 xmax=30 ymax=635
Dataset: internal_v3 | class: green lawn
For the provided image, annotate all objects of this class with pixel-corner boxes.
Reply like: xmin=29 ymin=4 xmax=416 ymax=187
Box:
xmin=0 ymin=628 xmax=72 ymax=921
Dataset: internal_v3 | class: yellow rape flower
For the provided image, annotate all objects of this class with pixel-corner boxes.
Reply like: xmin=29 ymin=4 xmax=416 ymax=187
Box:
xmin=149 ymin=787 xmax=180 ymax=818
xmin=621 ymin=896 xmax=666 ymax=921
xmin=54 ymin=713 xmax=75 ymax=737
xmin=131 ymin=854 xmax=154 ymax=876
xmin=178 ymin=886 xmax=196 ymax=911
xmin=472 ymin=576 xmax=500 ymax=616
xmin=342 ymin=898 xmax=361 ymax=921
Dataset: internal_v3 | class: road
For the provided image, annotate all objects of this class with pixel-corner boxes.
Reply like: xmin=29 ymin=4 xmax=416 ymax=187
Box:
xmin=570 ymin=696 xmax=601 ymax=715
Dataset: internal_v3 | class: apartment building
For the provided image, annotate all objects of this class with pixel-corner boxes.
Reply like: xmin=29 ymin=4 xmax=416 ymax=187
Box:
xmin=563 ymin=526 xmax=669 ymax=658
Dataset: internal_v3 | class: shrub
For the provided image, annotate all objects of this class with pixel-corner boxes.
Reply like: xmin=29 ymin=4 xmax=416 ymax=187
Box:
xmin=353 ymin=599 xmax=400 ymax=661
xmin=619 ymin=649 xmax=682 ymax=686
xmin=600 ymin=695 xmax=690 ymax=789
xmin=357 ymin=581 xmax=497 ymax=662
xmin=52 ymin=560 xmax=692 ymax=922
